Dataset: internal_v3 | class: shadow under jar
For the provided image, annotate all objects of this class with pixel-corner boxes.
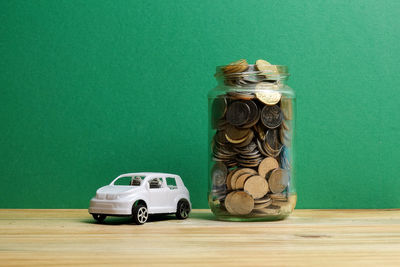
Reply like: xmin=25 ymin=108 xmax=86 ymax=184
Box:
xmin=208 ymin=59 xmax=296 ymax=221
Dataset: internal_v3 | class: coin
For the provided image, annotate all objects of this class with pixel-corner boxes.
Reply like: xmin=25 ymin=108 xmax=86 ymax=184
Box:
xmin=254 ymin=123 xmax=266 ymax=141
xmin=261 ymin=105 xmax=283 ymax=129
xmin=225 ymin=169 xmax=238 ymax=191
xmin=233 ymin=141 xmax=258 ymax=154
xmin=234 ymin=173 xmax=253 ymax=190
xmin=233 ymin=130 xmax=254 ymax=148
xmin=258 ymin=157 xmax=279 ymax=179
xmin=227 ymin=91 xmax=255 ymax=100
xmin=243 ymin=175 xmax=269 ymax=199
xmin=242 ymin=64 xmax=263 ymax=84
xmin=212 ymin=139 xmax=236 ymax=163
xmin=269 ymin=192 xmax=287 ymax=200
xmin=268 ymin=169 xmax=289 ymax=193
xmin=226 ymin=101 xmax=251 ymax=127
xmin=230 ymin=191 xmax=254 ymax=215
xmin=255 ymin=83 xmax=281 ymax=105
xmin=230 ymin=168 xmax=258 ymax=190
xmin=253 ymin=198 xmax=272 ymax=209
xmin=211 ymin=184 xmax=227 ymax=200
xmin=215 ymin=130 xmax=229 ymax=145
xmin=223 ymin=59 xmax=249 ymax=74
xmin=255 ymin=59 xmax=279 ymax=79
xmin=215 ymin=118 xmax=228 ymax=130
xmin=211 ymin=162 xmax=228 ymax=187
xmin=265 ymin=129 xmax=282 ymax=152
xmin=240 ymin=100 xmax=260 ymax=128
xmin=256 ymin=91 xmax=281 ymax=106
xmin=224 ymin=191 xmax=237 ymax=214
xmin=225 ymin=125 xmax=250 ymax=142
xmin=256 ymin=138 xmax=269 ymax=157
xmin=254 ymin=195 xmax=272 ymax=204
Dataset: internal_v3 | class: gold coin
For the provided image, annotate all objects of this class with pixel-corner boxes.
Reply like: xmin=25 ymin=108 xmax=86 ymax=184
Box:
xmin=234 ymin=173 xmax=253 ymax=190
xmin=228 ymin=92 xmax=255 ymax=100
xmin=255 ymin=59 xmax=279 ymax=78
xmin=226 ymin=169 xmax=238 ymax=190
xmin=254 ymin=195 xmax=272 ymax=204
xmin=230 ymin=191 xmax=254 ymax=215
xmin=225 ymin=133 xmax=248 ymax=144
xmin=224 ymin=191 xmax=237 ymax=214
xmin=225 ymin=124 xmax=250 ymax=140
xmin=255 ymin=83 xmax=281 ymax=105
xmin=258 ymin=157 xmax=279 ymax=179
xmin=225 ymin=128 xmax=253 ymax=144
xmin=243 ymin=175 xmax=269 ymax=199
xmin=253 ymin=198 xmax=272 ymax=209
xmin=268 ymin=169 xmax=289 ymax=193
xmin=234 ymin=130 xmax=254 ymax=148
xmin=223 ymin=59 xmax=249 ymax=74
xmin=230 ymin=168 xmax=258 ymax=190
xmin=269 ymin=192 xmax=287 ymax=200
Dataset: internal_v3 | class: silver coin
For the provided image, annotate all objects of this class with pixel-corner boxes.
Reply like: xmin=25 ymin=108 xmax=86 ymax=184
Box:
xmin=211 ymin=162 xmax=228 ymax=187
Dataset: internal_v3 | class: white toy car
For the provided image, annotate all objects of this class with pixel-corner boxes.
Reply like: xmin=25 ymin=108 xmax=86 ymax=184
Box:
xmin=89 ymin=172 xmax=191 ymax=224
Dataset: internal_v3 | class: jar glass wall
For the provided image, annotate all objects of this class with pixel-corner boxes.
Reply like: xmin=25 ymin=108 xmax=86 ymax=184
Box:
xmin=207 ymin=59 xmax=296 ymax=221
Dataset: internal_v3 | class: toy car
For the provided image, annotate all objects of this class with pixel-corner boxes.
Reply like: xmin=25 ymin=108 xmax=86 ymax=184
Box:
xmin=89 ymin=172 xmax=191 ymax=224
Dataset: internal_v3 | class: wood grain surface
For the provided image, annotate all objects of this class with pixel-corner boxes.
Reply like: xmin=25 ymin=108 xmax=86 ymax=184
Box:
xmin=1 ymin=209 xmax=400 ymax=266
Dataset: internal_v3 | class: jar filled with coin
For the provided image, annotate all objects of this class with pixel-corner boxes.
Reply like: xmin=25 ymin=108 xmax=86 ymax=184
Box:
xmin=208 ymin=59 xmax=296 ymax=221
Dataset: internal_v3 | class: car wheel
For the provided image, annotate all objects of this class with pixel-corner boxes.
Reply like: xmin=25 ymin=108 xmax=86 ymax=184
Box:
xmin=133 ymin=204 xmax=148 ymax=225
xmin=92 ymin=214 xmax=106 ymax=223
xmin=176 ymin=200 xmax=190 ymax=219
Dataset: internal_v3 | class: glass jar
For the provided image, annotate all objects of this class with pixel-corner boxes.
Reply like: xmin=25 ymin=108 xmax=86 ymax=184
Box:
xmin=207 ymin=59 xmax=296 ymax=221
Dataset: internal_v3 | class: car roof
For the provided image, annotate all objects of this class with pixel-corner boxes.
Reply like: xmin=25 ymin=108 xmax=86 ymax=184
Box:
xmin=117 ymin=172 xmax=180 ymax=178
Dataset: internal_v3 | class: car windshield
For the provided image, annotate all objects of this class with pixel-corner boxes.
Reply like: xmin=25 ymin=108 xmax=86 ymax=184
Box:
xmin=113 ymin=176 xmax=145 ymax=186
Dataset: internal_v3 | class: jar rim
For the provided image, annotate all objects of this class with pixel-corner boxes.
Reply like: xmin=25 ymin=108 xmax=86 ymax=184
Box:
xmin=214 ymin=64 xmax=290 ymax=85
xmin=215 ymin=65 xmax=289 ymax=79
xmin=215 ymin=64 xmax=288 ymax=69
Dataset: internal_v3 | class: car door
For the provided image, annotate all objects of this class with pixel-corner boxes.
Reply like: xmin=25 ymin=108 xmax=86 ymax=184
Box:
xmin=147 ymin=177 xmax=170 ymax=213
xmin=165 ymin=177 xmax=179 ymax=211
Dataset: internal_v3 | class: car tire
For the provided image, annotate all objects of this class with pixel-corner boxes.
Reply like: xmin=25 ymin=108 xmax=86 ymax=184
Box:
xmin=92 ymin=214 xmax=106 ymax=223
xmin=176 ymin=200 xmax=190 ymax=220
xmin=133 ymin=204 xmax=148 ymax=225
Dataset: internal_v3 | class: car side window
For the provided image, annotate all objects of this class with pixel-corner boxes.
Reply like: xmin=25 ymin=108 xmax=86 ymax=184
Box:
xmin=166 ymin=177 xmax=178 ymax=190
xmin=148 ymin=178 xmax=164 ymax=189
xmin=130 ymin=176 xmax=143 ymax=186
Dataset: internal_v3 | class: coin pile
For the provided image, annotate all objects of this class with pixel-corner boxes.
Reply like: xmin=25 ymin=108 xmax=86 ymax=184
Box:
xmin=215 ymin=59 xmax=282 ymax=86
xmin=210 ymin=58 xmax=295 ymax=217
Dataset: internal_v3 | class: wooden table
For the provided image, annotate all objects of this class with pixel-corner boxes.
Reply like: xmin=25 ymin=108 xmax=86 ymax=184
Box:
xmin=0 ymin=209 xmax=400 ymax=266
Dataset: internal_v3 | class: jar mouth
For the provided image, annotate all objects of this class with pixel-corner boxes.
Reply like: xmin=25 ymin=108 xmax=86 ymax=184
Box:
xmin=215 ymin=64 xmax=289 ymax=82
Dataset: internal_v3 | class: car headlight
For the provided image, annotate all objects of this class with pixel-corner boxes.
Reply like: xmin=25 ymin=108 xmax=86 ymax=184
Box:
xmin=96 ymin=193 xmax=106 ymax=199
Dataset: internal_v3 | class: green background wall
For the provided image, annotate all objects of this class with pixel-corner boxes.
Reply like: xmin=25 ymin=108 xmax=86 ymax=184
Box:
xmin=1 ymin=0 xmax=399 ymax=209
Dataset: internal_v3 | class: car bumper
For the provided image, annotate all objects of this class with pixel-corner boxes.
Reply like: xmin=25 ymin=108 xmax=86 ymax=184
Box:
xmin=88 ymin=198 xmax=132 ymax=215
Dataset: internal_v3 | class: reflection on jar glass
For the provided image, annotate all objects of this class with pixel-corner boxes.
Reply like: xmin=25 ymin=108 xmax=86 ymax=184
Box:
xmin=208 ymin=59 xmax=296 ymax=221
